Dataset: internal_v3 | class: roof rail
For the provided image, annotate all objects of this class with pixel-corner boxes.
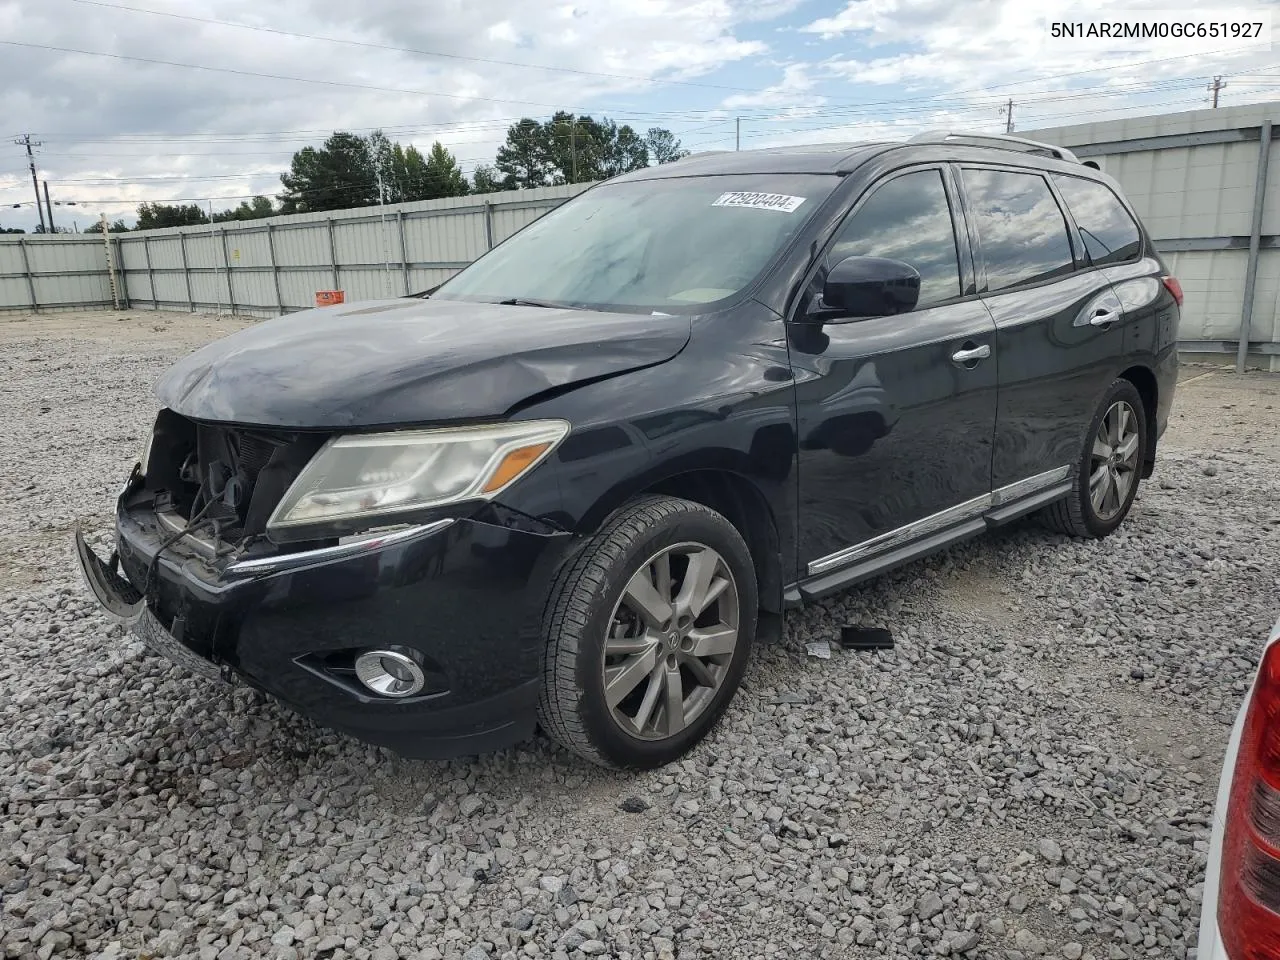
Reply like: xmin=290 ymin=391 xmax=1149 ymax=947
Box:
xmin=906 ymin=131 xmax=1080 ymax=163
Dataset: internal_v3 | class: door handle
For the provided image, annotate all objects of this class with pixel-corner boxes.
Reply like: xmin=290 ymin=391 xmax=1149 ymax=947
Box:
xmin=951 ymin=343 xmax=991 ymax=364
xmin=1089 ymin=308 xmax=1118 ymax=327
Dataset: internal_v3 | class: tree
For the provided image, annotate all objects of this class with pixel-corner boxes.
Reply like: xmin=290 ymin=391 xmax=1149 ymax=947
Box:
xmin=136 ymin=202 xmax=208 ymax=230
xmin=471 ymin=164 xmax=504 ymax=194
xmin=279 ymin=131 xmax=377 ymax=213
xmin=422 ymin=142 xmax=469 ymax=198
xmin=599 ymin=121 xmax=650 ymax=178
xmin=0 ymin=226 xmax=24 ymax=234
xmin=495 ymin=118 xmax=553 ymax=189
xmin=378 ymin=141 xmax=467 ymax=202
xmin=83 ymin=219 xmax=129 ymax=233
xmin=382 ymin=142 xmax=428 ymax=203
xmin=494 ymin=114 xmax=674 ymax=187
xmin=212 ymin=196 xmax=275 ymax=223
xmin=646 ymin=127 xmax=689 ymax=165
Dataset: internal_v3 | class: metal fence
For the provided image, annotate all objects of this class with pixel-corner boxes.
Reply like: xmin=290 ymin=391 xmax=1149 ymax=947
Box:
xmin=0 ymin=183 xmax=588 ymax=317
xmin=0 ymin=234 xmax=120 ymax=312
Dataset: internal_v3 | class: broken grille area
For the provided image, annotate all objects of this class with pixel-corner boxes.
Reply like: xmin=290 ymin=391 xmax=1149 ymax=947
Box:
xmin=143 ymin=409 xmax=326 ymax=545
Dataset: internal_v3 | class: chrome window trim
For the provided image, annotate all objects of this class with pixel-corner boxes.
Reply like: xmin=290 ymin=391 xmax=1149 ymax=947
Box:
xmin=806 ymin=466 xmax=1071 ymax=577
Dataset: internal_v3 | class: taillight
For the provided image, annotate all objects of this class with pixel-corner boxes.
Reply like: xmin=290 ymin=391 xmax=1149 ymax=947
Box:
xmin=1162 ymin=275 xmax=1184 ymax=306
xmin=1220 ymin=643 xmax=1280 ymax=958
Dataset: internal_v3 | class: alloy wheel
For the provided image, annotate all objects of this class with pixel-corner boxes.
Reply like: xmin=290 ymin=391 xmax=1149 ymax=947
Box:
xmin=1089 ymin=400 xmax=1141 ymax=521
xmin=601 ymin=542 xmax=740 ymax=741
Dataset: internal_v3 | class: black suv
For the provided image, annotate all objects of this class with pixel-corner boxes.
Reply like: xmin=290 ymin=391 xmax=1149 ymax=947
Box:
xmin=76 ymin=132 xmax=1181 ymax=769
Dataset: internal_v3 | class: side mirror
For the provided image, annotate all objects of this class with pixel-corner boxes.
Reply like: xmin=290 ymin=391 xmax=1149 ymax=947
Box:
xmin=821 ymin=256 xmax=921 ymax=319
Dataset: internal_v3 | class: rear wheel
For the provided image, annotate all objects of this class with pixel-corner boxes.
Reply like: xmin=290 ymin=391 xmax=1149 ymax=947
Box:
xmin=538 ymin=495 xmax=757 ymax=769
xmin=1042 ymin=378 xmax=1146 ymax=538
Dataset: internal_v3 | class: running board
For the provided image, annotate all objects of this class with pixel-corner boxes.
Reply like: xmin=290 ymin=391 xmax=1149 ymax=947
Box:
xmin=784 ymin=478 xmax=1073 ymax=605
xmin=796 ymin=518 xmax=988 ymax=601
xmin=983 ymin=480 xmax=1073 ymax=527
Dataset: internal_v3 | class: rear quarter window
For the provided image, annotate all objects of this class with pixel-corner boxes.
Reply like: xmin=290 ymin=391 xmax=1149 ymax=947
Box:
xmin=1052 ymin=175 xmax=1143 ymax=266
xmin=961 ymin=169 xmax=1076 ymax=292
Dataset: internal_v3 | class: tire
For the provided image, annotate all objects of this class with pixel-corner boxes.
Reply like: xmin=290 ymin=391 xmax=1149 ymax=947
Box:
xmin=1041 ymin=378 xmax=1147 ymax=539
xmin=538 ymin=495 xmax=758 ymax=769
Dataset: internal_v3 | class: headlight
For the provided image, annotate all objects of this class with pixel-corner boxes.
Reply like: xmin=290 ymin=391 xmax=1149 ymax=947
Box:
xmin=138 ymin=427 xmax=154 ymax=476
xmin=267 ymin=420 xmax=570 ymax=531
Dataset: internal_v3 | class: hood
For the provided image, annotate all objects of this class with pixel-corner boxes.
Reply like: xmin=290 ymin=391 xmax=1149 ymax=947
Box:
xmin=155 ymin=298 xmax=692 ymax=428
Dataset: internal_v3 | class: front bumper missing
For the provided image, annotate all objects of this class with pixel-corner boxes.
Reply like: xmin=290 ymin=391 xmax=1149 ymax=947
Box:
xmin=73 ymin=522 xmax=226 ymax=683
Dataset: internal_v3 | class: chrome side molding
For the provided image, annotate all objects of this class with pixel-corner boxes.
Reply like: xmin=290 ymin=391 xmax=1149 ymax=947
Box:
xmin=806 ymin=466 xmax=1071 ymax=577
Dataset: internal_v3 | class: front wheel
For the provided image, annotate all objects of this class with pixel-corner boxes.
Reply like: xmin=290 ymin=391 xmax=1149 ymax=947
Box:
xmin=538 ymin=495 xmax=757 ymax=769
xmin=1042 ymin=378 xmax=1147 ymax=539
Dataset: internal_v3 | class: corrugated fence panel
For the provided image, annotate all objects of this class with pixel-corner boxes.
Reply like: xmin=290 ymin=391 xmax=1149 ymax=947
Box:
xmin=117 ymin=238 xmax=154 ymax=304
xmin=273 ymin=221 xmax=332 ymax=270
xmin=0 ymin=276 xmax=31 ymax=308
xmin=407 ymin=208 xmax=483 ymax=266
xmin=1162 ymin=250 xmax=1247 ymax=340
xmin=279 ymin=268 xmax=334 ymax=309
xmin=490 ymin=201 xmax=560 ymax=244
xmin=0 ymin=241 xmax=27 ymax=277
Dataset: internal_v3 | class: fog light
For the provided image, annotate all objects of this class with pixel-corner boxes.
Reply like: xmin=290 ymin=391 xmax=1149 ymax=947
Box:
xmin=354 ymin=649 xmax=426 ymax=698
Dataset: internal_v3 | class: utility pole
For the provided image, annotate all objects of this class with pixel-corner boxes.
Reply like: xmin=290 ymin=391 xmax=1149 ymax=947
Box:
xmin=42 ymin=181 xmax=55 ymax=233
xmin=208 ymin=199 xmax=221 ymax=316
xmin=1208 ymin=76 xmax=1225 ymax=108
xmin=100 ymin=213 xmax=121 ymax=310
xmin=15 ymin=134 xmax=46 ymax=233
xmin=569 ymin=114 xmax=577 ymax=184
xmin=736 ymin=117 xmax=741 ymax=151
xmin=1003 ymin=99 xmax=1015 ymax=133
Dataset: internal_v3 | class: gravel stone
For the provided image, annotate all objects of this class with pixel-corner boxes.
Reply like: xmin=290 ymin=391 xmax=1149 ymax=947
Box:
xmin=1 ymin=319 xmax=1274 ymax=960
xmin=917 ymin=892 xmax=945 ymax=920
xmin=1038 ymin=838 xmax=1063 ymax=864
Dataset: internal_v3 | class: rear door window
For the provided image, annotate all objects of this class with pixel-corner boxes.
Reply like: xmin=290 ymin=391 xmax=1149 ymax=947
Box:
xmin=826 ymin=169 xmax=961 ymax=309
xmin=961 ymin=169 xmax=1075 ymax=292
xmin=1052 ymin=175 xmax=1143 ymax=265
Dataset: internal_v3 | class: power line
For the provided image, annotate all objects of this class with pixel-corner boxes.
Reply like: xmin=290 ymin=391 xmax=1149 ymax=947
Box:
xmin=62 ymin=0 xmax=812 ymax=100
xmin=0 ymin=40 xmax=617 ymax=111
xmin=13 ymin=40 xmax=1273 ymax=148
xmin=20 ymin=53 xmax=1274 ymax=157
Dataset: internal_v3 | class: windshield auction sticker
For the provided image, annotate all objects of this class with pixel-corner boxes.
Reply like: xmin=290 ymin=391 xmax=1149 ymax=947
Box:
xmin=712 ymin=192 xmax=806 ymax=213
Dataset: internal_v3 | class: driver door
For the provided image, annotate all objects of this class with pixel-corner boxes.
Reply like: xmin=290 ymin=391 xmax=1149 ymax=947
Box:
xmin=789 ymin=165 xmax=999 ymax=580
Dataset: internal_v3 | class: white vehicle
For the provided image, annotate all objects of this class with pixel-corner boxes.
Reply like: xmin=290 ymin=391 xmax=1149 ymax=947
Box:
xmin=1197 ymin=613 xmax=1280 ymax=959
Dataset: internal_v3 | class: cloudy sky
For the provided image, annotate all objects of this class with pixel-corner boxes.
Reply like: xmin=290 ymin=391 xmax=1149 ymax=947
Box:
xmin=1 ymin=0 xmax=1276 ymax=230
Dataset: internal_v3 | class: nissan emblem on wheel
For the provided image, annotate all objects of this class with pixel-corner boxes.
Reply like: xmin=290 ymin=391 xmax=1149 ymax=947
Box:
xmin=74 ymin=132 xmax=1180 ymax=769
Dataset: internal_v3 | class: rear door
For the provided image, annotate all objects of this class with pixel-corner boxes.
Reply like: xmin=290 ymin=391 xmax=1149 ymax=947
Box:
xmin=1052 ymin=171 xmax=1169 ymax=361
xmin=956 ymin=165 xmax=1122 ymax=491
xmin=790 ymin=165 xmax=998 ymax=574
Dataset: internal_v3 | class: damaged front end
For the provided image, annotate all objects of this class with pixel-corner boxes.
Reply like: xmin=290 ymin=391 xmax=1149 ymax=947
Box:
xmin=73 ymin=409 xmax=576 ymax=758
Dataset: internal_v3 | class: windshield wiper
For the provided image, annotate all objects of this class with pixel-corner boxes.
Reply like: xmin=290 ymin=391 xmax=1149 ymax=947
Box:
xmin=495 ymin=297 xmax=573 ymax=309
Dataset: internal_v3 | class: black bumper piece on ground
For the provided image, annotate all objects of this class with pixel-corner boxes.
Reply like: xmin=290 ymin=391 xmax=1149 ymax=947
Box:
xmin=74 ymin=492 xmax=574 ymax=760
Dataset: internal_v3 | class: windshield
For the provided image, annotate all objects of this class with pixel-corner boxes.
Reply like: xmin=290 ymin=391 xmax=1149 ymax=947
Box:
xmin=432 ymin=174 xmax=837 ymax=313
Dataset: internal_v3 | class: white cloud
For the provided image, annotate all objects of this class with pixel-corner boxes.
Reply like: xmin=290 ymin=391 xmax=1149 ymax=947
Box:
xmin=0 ymin=0 xmax=787 ymax=225
xmin=722 ymin=62 xmax=823 ymax=109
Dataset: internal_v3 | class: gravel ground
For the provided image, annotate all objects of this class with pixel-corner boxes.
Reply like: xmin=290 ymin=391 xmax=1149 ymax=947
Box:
xmin=2 ymin=310 xmax=1279 ymax=960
